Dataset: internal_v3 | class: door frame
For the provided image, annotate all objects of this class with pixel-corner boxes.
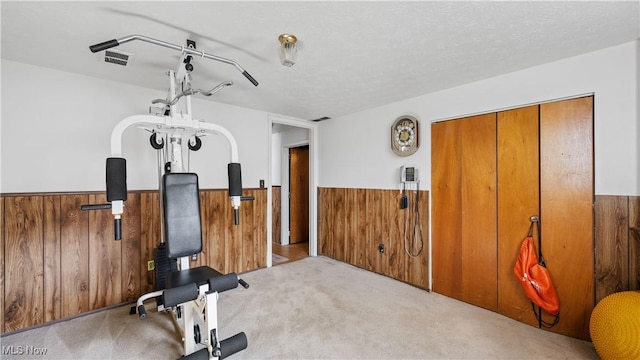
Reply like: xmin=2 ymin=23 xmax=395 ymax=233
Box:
xmin=267 ymin=114 xmax=319 ymax=267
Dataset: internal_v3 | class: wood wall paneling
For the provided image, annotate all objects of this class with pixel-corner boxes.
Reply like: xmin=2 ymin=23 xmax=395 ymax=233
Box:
xmin=388 ymin=190 xmax=404 ymax=282
xmin=272 ymin=186 xmax=281 ymax=245
xmin=334 ymin=188 xmax=346 ymax=262
xmin=1 ymin=188 xmax=268 ymax=334
xmin=496 ymin=105 xmax=540 ymax=326
xmin=203 ymin=191 xmax=225 ymax=273
xmin=4 ymin=197 xmax=45 ymax=332
xmin=540 ymin=96 xmax=594 ymax=340
xmin=254 ymin=189 xmax=267 ymax=271
xmin=239 ymin=192 xmax=250 ymax=271
xmin=317 ymin=188 xmax=429 ymax=290
xmin=122 ymin=193 xmax=141 ymax=303
xmin=630 ymin=197 xmax=640 ymax=291
xmin=88 ymin=194 xmax=122 ymax=310
xmin=199 ymin=189 xmax=266 ymax=275
xmin=594 ymin=196 xmax=629 ymax=302
xmin=326 ymin=188 xmax=335 ymax=260
xmin=253 ymin=190 xmax=263 ymax=268
xmin=139 ymin=192 xmax=160 ymax=294
xmin=4 ymin=188 xmax=634 ymax=337
xmin=238 ymin=189 xmax=266 ymax=271
xmin=593 ymin=194 xmax=640 ymax=297
xmin=60 ymin=195 xmax=90 ymax=318
xmin=364 ymin=189 xmax=377 ymax=272
xmin=405 ymin=191 xmax=429 ymax=288
xmin=379 ymin=189 xmax=391 ymax=277
xmin=317 ymin=188 xmax=330 ymax=257
xmin=356 ymin=188 xmax=367 ymax=269
xmin=208 ymin=190 xmax=225 ymax=272
xmin=43 ymin=196 xmax=62 ymax=322
xmin=345 ymin=188 xmax=358 ymax=267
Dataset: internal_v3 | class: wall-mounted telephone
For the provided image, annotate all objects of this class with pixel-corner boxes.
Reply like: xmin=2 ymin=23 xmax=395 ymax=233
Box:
xmin=400 ymin=166 xmax=418 ymax=209
xmin=398 ymin=166 xmax=423 ymax=257
xmin=401 ymin=166 xmax=418 ymax=183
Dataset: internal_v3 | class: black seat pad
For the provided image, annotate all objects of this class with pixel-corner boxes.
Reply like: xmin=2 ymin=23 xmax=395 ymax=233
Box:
xmin=166 ymin=266 xmax=222 ymax=289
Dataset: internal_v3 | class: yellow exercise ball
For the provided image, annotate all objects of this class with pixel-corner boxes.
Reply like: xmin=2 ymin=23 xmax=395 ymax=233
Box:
xmin=590 ymin=291 xmax=640 ymax=360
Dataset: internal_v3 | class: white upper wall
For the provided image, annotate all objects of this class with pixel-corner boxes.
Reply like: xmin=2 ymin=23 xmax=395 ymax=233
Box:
xmin=319 ymin=41 xmax=639 ymax=196
xmin=2 ymin=41 xmax=638 ymax=196
xmin=1 ymin=60 xmax=270 ymax=193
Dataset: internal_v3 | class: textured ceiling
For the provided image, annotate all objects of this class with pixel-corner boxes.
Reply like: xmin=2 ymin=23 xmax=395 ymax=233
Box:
xmin=2 ymin=1 xmax=639 ymax=121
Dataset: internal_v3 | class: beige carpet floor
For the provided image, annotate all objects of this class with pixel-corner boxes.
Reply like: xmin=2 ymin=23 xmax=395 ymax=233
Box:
xmin=1 ymin=256 xmax=598 ymax=359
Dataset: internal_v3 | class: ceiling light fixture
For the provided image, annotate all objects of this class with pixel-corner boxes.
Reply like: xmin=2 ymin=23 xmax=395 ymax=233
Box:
xmin=278 ymin=34 xmax=297 ymax=67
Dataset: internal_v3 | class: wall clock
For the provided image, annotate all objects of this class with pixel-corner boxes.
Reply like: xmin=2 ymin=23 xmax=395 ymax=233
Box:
xmin=391 ymin=115 xmax=419 ymax=156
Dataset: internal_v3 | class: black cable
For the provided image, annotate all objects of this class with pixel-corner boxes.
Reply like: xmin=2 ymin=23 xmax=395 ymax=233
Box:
xmin=404 ymin=181 xmax=423 ymax=257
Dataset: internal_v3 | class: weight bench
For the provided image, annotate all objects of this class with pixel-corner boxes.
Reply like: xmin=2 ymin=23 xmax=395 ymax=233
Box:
xmin=134 ymin=173 xmax=249 ymax=360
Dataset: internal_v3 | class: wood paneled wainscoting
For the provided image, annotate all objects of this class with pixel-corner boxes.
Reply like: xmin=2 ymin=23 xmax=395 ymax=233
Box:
xmin=272 ymin=186 xmax=281 ymax=244
xmin=318 ymin=187 xmax=429 ymax=289
xmin=595 ymin=195 xmax=640 ymax=300
xmin=0 ymin=188 xmax=267 ymax=334
xmin=318 ymin=188 xmax=639 ymax=340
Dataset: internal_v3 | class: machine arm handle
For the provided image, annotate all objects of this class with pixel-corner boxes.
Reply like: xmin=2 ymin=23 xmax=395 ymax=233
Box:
xmin=238 ymin=279 xmax=249 ymax=289
xmin=89 ymin=39 xmax=120 ymax=53
xmin=242 ymin=71 xmax=259 ymax=87
xmin=81 ymin=204 xmax=122 ymax=240
xmin=89 ymin=35 xmax=259 ymax=86
xmin=114 ymin=218 xmax=122 ymax=241
xmin=81 ymin=204 xmax=112 ymax=211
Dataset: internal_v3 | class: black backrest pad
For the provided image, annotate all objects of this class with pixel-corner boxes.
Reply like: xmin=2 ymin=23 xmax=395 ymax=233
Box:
xmin=163 ymin=173 xmax=203 ymax=258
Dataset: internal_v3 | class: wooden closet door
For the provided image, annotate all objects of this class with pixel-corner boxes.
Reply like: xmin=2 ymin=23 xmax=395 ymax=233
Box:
xmin=497 ymin=105 xmax=540 ymax=326
xmin=432 ymin=113 xmax=497 ymax=311
xmin=540 ymin=96 xmax=594 ymax=340
xmin=432 ymin=119 xmax=462 ymax=300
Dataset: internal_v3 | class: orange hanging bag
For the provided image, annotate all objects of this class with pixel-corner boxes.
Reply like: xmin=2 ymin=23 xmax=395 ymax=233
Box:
xmin=513 ymin=217 xmax=560 ymax=327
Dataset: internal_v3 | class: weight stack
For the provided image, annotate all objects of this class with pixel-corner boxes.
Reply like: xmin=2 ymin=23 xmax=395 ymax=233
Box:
xmin=153 ymin=243 xmax=177 ymax=290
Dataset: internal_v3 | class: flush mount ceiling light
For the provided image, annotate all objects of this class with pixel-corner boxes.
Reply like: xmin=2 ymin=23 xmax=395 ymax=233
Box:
xmin=278 ymin=34 xmax=297 ymax=67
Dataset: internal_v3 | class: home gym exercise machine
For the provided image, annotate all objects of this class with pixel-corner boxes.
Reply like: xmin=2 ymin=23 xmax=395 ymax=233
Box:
xmin=84 ymin=35 xmax=259 ymax=360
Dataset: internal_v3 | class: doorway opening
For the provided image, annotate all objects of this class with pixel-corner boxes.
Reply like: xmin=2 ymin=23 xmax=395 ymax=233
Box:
xmin=274 ymin=144 xmax=309 ymax=264
xmin=267 ymin=116 xmax=318 ymax=267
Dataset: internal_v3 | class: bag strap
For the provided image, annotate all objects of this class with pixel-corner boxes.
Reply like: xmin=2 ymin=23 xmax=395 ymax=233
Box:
xmin=531 ymin=302 xmax=560 ymax=328
xmin=527 ymin=215 xmax=559 ymax=328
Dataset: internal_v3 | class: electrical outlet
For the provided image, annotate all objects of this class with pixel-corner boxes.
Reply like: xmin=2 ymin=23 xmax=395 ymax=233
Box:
xmin=147 ymin=260 xmax=155 ymax=271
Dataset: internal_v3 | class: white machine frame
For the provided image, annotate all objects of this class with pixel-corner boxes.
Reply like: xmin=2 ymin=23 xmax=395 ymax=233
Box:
xmin=108 ymin=65 xmax=242 ymax=233
xmin=90 ymin=35 xmax=255 ymax=360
